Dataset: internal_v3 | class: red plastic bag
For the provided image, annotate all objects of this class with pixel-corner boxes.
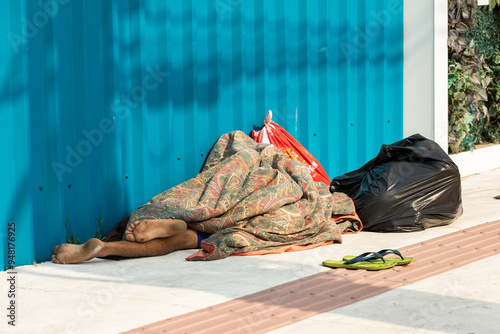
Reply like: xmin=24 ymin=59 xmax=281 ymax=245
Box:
xmin=251 ymin=111 xmax=330 ymax=185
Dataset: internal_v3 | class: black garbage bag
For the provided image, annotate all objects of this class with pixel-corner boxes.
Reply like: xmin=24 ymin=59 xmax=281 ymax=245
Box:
xmin=330 ymin=134 xmax=463 ymax=232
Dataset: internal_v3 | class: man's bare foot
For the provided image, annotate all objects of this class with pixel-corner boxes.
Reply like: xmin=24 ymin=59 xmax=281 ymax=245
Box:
xmin=52 ymin=238 xmax=104 ymax=264
xmin=124 ymin=219 xmax=187 ymax=242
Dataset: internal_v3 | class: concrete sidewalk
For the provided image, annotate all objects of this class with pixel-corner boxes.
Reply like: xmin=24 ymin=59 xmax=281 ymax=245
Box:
xmin=2 ymin=168 xmax=500 ymax=334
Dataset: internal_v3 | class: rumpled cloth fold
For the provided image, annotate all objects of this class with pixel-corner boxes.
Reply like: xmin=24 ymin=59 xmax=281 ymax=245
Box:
xmin=127 ymin=131 xmax=361 ymax=260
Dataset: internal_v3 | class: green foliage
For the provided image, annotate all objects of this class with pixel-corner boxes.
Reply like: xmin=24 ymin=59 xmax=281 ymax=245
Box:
xmin=461 ymin=5 xmax=500 ymax=148
xmin=65 ymin=214 xmax=82 ymax=245
xmin=448 ymin=58 xmax=490 ymax=152
xmin=485 ymin=52 xmax=500 ymax=115
xmin=448 ymin=0 xmax=491 ymax=153
xmin=468 ymin=51 xmax=500 ymax=145
xmin=489 ymin=0 xmax=500 ymax=11
xmin=95 ymin=207 xmax=106 ymax=240
xmin=65 ymin=208 xmax=107 ymax=245
xmin=465 ymin=6 xmax=500 ymax=58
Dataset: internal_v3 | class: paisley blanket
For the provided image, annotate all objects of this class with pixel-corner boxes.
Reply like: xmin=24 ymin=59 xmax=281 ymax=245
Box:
xmin=128 ymin=131 xmax=361 ymax=260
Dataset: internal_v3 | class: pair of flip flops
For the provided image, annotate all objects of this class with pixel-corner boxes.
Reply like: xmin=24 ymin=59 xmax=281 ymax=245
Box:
xmin=322 ymin=249 xmax=414 ymax=271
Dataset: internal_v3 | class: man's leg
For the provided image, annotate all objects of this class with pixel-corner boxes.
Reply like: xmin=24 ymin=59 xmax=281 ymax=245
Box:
xmin=52 ymin=229 xmax=198 ymax=264
xmin=124 ymin=218 xmax=187 ymax=242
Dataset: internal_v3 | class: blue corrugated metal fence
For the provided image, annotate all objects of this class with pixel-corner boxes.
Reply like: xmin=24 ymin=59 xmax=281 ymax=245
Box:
xmin=0 ymin=0 xmax=403 ymax=269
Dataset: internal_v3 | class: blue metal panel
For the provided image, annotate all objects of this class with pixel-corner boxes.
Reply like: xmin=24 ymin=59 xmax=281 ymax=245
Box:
xmin=0 ymin=0 xmax=403 ymax=269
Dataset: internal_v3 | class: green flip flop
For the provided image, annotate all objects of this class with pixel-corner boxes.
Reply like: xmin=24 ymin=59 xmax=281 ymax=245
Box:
xmin=343 ymin=249 xmax=414 ymax=266
xmin=322 ymin=252 xmax=398 ymax=271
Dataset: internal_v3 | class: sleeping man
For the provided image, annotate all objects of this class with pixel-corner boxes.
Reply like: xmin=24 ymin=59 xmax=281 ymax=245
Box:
xmin=52 ymin=131 xmax=360 ymax=264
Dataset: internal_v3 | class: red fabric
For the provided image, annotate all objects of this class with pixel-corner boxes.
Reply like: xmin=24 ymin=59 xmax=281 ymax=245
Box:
xmin=251 ymin=112 xmax=331 ymax=186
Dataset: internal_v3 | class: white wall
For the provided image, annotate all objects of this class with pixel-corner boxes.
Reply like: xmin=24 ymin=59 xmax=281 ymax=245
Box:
xmin=434 ymin=0 xmax=449 ymax=151
xmin=403 ymin=0 xmax=448 ymax=152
